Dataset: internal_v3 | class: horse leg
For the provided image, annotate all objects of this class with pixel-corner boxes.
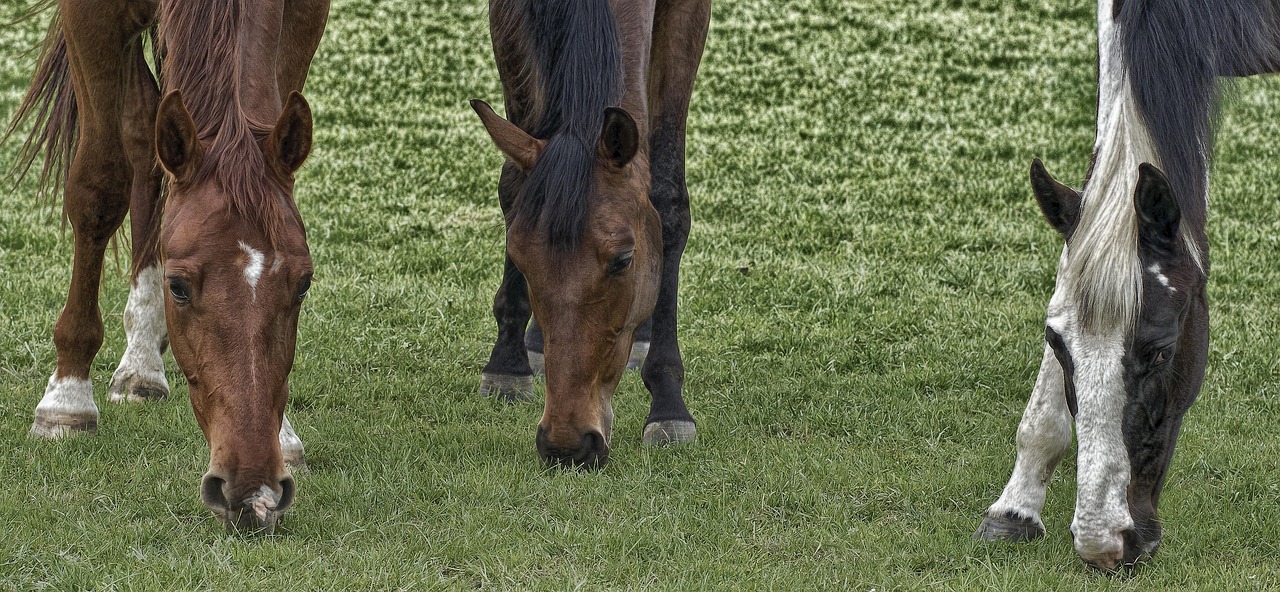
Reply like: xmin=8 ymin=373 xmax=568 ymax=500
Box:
xmin=109 ymin=40 xmax=167 ymax=405
xmin=974 ymin=344 xmax=1074 ymax=541
xmin=481 ymin=162 xmax=535 ymax=402
xmin=524 ymin=317 xmax=545 ymax=376
xmin=628 ymin=316 xmax=652 ymax=371
xmin=31 ymin=10 xmax=137 ymax=438
xmin=270 ymin=0 xmax=329 ymax=472
xmin=638 ymin=0 xmax=710 ymax=446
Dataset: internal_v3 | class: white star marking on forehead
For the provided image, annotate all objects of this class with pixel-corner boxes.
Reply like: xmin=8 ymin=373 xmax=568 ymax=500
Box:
xmin=239 ymin=241 xmax=266 ymax=298
xmin=1146 ymin=263 xmax=1176 ymax=293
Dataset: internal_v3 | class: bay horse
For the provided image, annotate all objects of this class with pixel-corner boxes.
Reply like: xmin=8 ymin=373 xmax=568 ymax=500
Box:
xmin=975 ymin=0 xmax=1280 ymax=571
xmin=10 ymin=0 xmax=328 ymax=533
xmin=471 ymin=0 xmax=710 ymax=468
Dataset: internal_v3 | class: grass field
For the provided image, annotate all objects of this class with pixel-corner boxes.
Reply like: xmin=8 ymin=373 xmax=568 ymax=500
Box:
xmin=2 ymin=0 xmax=1280 ymax=589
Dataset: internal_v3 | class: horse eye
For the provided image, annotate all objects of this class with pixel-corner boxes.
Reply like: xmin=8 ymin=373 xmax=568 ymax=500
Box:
xmin=297 ymin=276 xmax=312 ymax=302
xmin=1152 ymin=348 xmax=1172 ymax=366
xmin=608 ymin=252 xmax=634 ymax=275
xmin=168 ymin=278 xmax=191 ymax=304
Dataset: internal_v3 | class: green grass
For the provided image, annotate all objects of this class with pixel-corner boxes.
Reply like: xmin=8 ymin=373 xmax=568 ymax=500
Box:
xmin=2 ymin=0 xmax=1280 ymax=589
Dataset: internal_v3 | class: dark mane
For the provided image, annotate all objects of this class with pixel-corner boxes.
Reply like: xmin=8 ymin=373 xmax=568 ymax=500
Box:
xmin=158 ymin=0 xmax=289 ymax=238
xmin=508 ymin=0 xmax=624 ymax=248
xmin=1118 ymin=0 xmax=1280 ymax=234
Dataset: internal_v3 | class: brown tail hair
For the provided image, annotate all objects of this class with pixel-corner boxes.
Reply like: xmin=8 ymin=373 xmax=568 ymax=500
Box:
xmin=4 ymin=1 xmax=77 ymax=201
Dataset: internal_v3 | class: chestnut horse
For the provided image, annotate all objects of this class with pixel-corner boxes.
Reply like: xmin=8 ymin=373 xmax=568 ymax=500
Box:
xmin=10 ymin=0 xmax=328 ymax=532
xmin=472 ymin=0 xmax=710 ymax=468
xmin=976 ymin=0 xmax=1280 ymax=571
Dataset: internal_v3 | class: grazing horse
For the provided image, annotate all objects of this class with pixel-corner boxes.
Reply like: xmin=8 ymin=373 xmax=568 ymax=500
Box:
xmin=10 ymin=0 xmax=328 ymax=533
xmin=975 ymin=0 xmax=1280 ymax=571
xmin=472 ymin=0 xmax=710 ymax=468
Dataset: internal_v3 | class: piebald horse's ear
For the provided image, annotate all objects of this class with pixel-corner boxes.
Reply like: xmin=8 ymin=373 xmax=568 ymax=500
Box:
xmin=471 ymin=99 xmax=545 ymax=171
xmin=1134 ymin=162 xmax=1181 ymax=258
xmin=267 ymin=91 xmax=313 ymax=175
xmin=598 ymin=107 xmax=639 ymax=168
xmin=1030 ymin=158 xmax=1082 ymax=238
xmin=156 ymin=90 xmax=201 ymax=180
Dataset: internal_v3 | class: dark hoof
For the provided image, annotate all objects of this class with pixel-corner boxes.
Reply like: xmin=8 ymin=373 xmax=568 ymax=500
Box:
xmin=527 ymin=350 xmax=545 ymax=377
xmin=29 ymin=410 xmax=98 ymax=439
xmin=480 ymin=372 xmax=535 ymax=403
xmin=108 ymin=373 xmax=169 ymax=404
xmin=973 ymin=511 xmax=1045 ymax=543
xmin=642 ymin=420 xmax=696 ymax=446
xmin=626 ymin=341 xmax=649 ymax=371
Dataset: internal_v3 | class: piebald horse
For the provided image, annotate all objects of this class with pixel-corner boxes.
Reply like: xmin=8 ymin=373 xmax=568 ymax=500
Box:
xmin=10 ymin=0 xmax=328 ymax=532
xmin=472 ymin=0 xmax=710 ymax=468
xmin=976 ymin=0 xmax=1280 ymax=571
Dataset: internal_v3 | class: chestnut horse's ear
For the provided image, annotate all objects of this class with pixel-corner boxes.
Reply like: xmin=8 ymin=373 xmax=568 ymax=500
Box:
xmin=598 ymin=107 xmax=638 ymax=168
xmin=470 ymin=99 xmax=544 ymax=171
xmin=1134 ymin=163 xmax=1181 ymax=259
xmin=268 ymin=91 xmax=313 ymax=174
xmin=1030 ymin=158 xmax=1082 ymax=238
xmin=156 ymin=90 xmax=200 ymax=179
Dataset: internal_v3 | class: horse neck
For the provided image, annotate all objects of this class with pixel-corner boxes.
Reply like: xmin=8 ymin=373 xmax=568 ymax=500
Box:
xmin=234 ymin=0 xmax=287 ymax=126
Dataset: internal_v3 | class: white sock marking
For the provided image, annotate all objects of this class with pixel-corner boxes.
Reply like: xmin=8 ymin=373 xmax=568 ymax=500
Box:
xmin=111 ymin=265 xmax=168 ymax=402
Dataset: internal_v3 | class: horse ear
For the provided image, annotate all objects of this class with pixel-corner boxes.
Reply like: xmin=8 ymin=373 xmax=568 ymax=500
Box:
xmin=1134 ymin=163 xmax=1181 ymax=258
xmin=598 ymin=107 xmax=639 ymax=168
xmin=268 ymin=91 xmax=313 ymax=174
xmin=1030 ymin=159 xmax=1081 ymax=238
xmin=155 ymin=90 xmax=200 ymax=179
xmin=470 ymin=99 xmax=544 ymax=171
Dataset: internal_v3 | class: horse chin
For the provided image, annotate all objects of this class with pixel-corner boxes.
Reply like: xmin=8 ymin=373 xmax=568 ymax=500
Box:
xmin=216 ymin=485 xmax=288 ymax=535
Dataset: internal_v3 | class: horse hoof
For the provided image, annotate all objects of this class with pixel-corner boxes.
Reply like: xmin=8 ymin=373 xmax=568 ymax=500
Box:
xmin=282 ymin=447 xmax=308 ymax=474
xmin=108 ymin=371 xmax=168 ymax=404
xmin=527 ymin=350 xmax=545 ymax=377
xmin=973 ymin=511 xmax=1045 ymax=543
xmin=480 ymin=372 xmax=535 ymax=403
xmin=626 ymin=341 xmax=649 ymax=371
xmin=29 ymin=409 xmax=98 ymax=439
xmin=642 ymin=419 xmax=696 ymax=446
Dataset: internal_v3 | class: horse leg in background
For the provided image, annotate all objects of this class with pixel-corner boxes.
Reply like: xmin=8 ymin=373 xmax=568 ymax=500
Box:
xmin=629 ymin=316 xmax=652 ymax=371
xmin=481 ymin=161 xmax=535 ymax=402
xmin=638 ymin=0 xmax=710 ymax=446
xmin=109 ymin=40 xmax=167 ymax=405
xmin=267 ymin=0 xmax=331 ymax=472
xmin=524 ymin=317 xmax=544 ymax=376
xmin=974 ymin=344 xmax=1074 ymax=541
xmin=31 ymin=7 xmax=140 ymax=438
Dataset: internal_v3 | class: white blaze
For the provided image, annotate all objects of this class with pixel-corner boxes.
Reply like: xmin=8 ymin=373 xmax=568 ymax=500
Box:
xmin=239 ymin=241 xmax=266 ymax=298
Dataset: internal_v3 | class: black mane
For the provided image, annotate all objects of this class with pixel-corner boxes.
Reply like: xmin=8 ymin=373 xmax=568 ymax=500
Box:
xmin=1118 ymin=0 xmax=1280 ymax=234
xmin=514 ymin=0 xmax=624 ymax=249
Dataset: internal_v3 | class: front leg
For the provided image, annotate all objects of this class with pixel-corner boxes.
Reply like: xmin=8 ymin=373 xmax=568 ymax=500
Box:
xmin=974 ymin=343 xmax=1074 ymax=541
xmin=481 ymin=162 xmax=534 ymax=402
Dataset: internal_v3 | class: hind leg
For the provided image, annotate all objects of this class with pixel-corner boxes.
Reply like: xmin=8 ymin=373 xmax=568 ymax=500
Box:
xmin=109 ymin=41 xmax=167 ymax=405
xmin=31 ymin=9 xmax=142 ymax=437
xmin=974 ymin=344 xmax=1074 ymax=541
xmin=481 ymin=163 xmax=535 ymax=402
xmin=639 ymin=0 xmax=710 ymax=446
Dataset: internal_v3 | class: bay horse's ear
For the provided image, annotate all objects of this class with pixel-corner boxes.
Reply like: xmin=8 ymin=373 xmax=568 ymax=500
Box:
xmin=1134 ymin=163 xmax=1181 ymax=258
xmin=598 ymin=107 xmax=638 ymax=168
xmin=156 ymin=90 xmax=200 ymax=180
xmin=268 ymin=91 xmax=313 ymax=174
xmin=1030 ymin=158 xmax=1082 ymax=238
xmin=470 ymin=99 xmax=544 ymax=171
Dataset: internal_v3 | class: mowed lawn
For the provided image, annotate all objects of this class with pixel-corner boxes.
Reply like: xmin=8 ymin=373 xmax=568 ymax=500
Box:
xmin=2 ymin=0 xmax=1280 ymax=589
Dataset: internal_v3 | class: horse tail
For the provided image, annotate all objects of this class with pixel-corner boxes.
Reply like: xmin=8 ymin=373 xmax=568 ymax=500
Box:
xmin=4 ymin=1 xmax=78 ymax=202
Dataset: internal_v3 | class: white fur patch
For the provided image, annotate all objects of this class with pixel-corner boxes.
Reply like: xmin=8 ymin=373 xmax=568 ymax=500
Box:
xmin=239 ymin=241 xmax=266 ymax=296
xmin=279 ymin=415 xmax=304 ymax=456
xmin=35 ymin=375 xmax=97 ymax=416
xmin=1147 ymin=263 xmax=1176 ymax=293
xmin=986 ymin=251 xmax=1076 ymax=529
xmin=110 ymin=265 xmax=169 ymax=402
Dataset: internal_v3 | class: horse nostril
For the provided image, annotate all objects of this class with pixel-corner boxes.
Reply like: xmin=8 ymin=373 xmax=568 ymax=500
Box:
xmin=199 ymin=474 xmax=230 ymax=513
xmin=277 ymin=475 xmax=296 ymax=512
xmin=578 ymin=430 xmax=609 ymax=469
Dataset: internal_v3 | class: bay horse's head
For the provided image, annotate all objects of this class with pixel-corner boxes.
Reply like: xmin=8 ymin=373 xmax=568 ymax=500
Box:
xmin=1030 ymin=159 xmax=1208 ymax=570
xmin=154 ymin=90 xmax=313 ymax=532
xmin=473 ymin=100 xmax=660 ymax=469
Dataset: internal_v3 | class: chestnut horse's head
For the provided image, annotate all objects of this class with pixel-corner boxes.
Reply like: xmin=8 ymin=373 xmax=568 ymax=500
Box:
xmin=473 ymin=100 xmax=660 ymax=469
xmin=155 ymin=90 xmax=313 ymax=532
